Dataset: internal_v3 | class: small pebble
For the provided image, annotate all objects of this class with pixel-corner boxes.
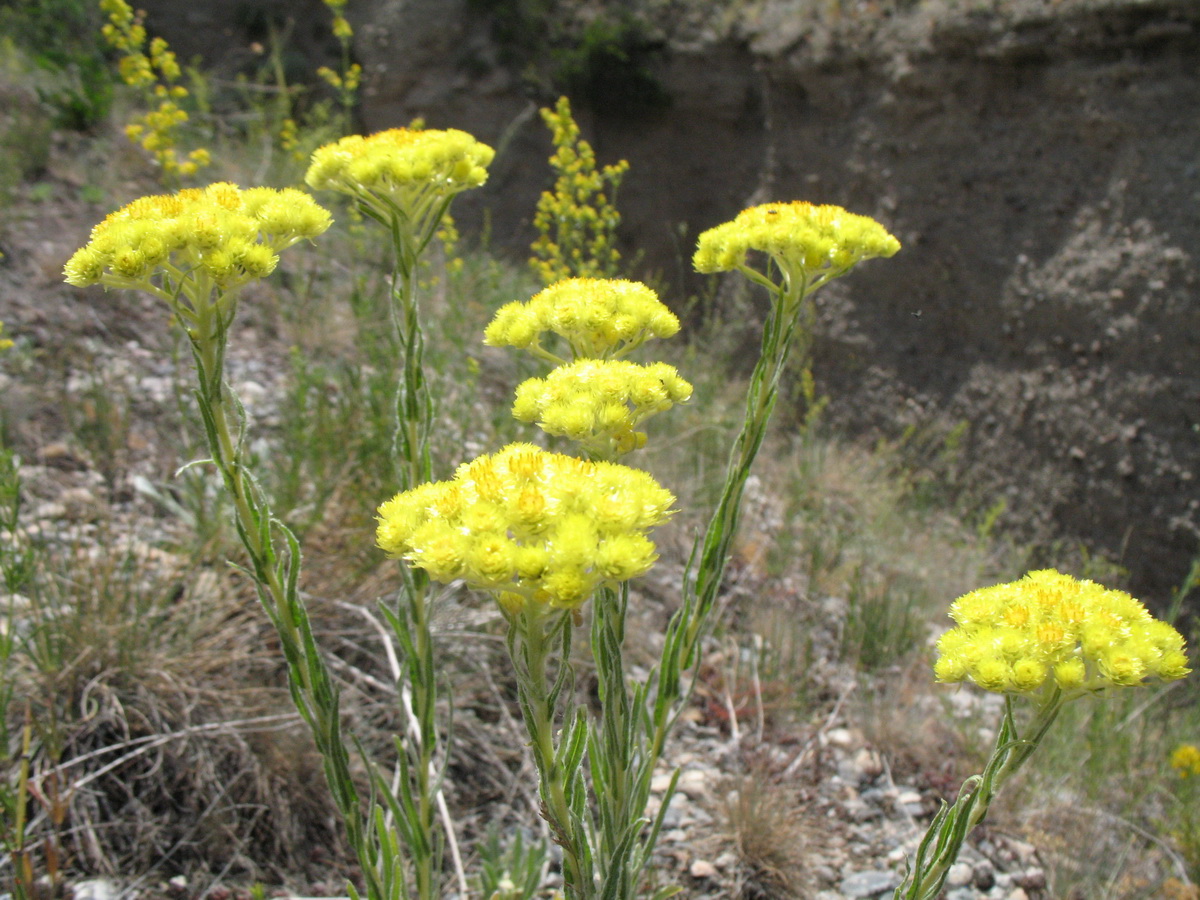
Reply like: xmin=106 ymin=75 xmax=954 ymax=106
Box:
xmin=689 ymin=859 xmax=718 ymax=879
xmin=974 ymin=861 xmax=996 ymax=890
xmin=72 ymin=880 xmax=120 ymax=900
xmin=676 ymin=768 xmax=709 ymax=799
xmin=840 ymin=869 xmax=899 ymax=898
xmin=1016 ymin=867 xmax=1046 ymax=891
xmin=947 ymin=862 xmax=973 ymax=888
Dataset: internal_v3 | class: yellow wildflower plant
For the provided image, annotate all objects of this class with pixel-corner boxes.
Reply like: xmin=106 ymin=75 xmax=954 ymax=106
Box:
xmin=305 ymin=128 xmax=494 ymax=237
xmin=1172 ymin=744 xmax=1200 ymax=778
xmin=512 ymin=359 xmax=692 ymax=458
xmin=316 ymin=0 xmax=361 ymax=118
xmin=63 ymin=182 xmax=332 ymax=296
xmin=694 ymin=201 xmax=900 ymax=292
xmin=100 ymin=0 xmax=210 ymax=181
xmin=484 ymin=277 xmax=679 ymax=362
xmin=321 ymin=0 xmax=354 ymax=39
xmin=529 ymin=96 xmax=629 ymax=286
xmin=902 ymin=571 xmax=1190 ymax=898
xmin=933 ymin=569 xmax=1190 ymax=695
xmin=376 ymin=443 xmax=674 ymax=610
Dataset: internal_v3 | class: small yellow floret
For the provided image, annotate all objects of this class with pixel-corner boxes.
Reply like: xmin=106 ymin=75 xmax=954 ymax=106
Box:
xmin=934 ymin=653 xmax=968 ymax=683
xmin=1053 ymin=657 xmax=1087 ymax=690
xmin=933 ymin=569 xmax=1190 ymax=696
xmin=1010 ymin=658 xmax=1048 ymax=693
xmin=971 ymin=657 xmax=1011 ymax=693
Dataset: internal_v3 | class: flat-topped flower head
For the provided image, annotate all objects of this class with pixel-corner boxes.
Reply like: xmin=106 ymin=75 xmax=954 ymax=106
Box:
xmin=512 ymin=359 xmax=692 ymax=459
xmin=693 ymin=201 xmax=900 ymax=289
xmin=305 ymin=127 xmax=494 ymax=225
xmin=484 ymin=278 xmax=679 ymax=360
xmin=64 ymin=182 xmax=332 ymax=293
xmin=934 ymin=569 xmax=1191 ymax=696
xmin=376 ymin=443 xmax=674 ymax=610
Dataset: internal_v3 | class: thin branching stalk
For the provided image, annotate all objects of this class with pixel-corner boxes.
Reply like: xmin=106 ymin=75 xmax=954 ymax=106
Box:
xmin=370 ymin=195 xmax=463 ymax=899
xmin=508 ymin=603 xmax=594 ymax=899
xmin=181 ymin=288 xmax=405 ymax=900
xmin=324 ymin=182 xmax=466 ymax=900
xmin=895 ymin=690 xmax=1065 ymax=900
xmin=650 ymin=266 xmax=813 ymax=773
xmin=580 ymin=265 xmax=819 ymax=899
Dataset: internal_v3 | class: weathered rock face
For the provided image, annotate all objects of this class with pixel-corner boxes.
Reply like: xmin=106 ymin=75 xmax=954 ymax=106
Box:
xmin=143 ymin=0 xmax=1200 ymax=601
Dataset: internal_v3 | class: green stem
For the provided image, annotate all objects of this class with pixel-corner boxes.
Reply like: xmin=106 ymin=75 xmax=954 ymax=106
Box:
xmin=407 ymin=572 xmax=438 ymax=900
xmin=385 ymin=218 xmax=432 ymax=492
xmin=512 ymin=604 xmax=592 ymax=900
xmin=896 ymin=690 xmax=1066 ymax=900
xmin=598 ymin=268 xmax=814 ymax=897
xmin=590 ymin=583 xmax=637 ymax=896
xmin=184 ymin=286 xmax=398 ymax=900
xmin=668 ymin=270 xmax=810 ymax=694
xmin=10 ymin=706 xmax=32 ymax=900
xmin=191 ymin=294 xmax=310 ymax=671
xmin=380 ymin=214 xmax=445 ymax=900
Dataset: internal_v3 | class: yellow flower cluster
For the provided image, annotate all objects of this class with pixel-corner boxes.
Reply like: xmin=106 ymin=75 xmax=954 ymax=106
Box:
xmin=513 ymin=360 xmax=693 ymax=457
xmin=0 ymin=321 xmax=13 ymax=353
xmin=376 ymin=443 xmax=675 ymax=610
xmin=529 ymin=96 xmax=630 ymax=286
xmin=321 ymin=0 xmax=354 ymax=40
xmin=1172 ymin=744 xmax=1200 ymax=778
xmin=934 ymin=569 xmax=1191 ymax=694
xmin=101 ymin=0 xmax=210 ymax=180
xmin=485 ymin=278 xmax=679 ymax=360
xmin=693 ymin=201 xmax=900 ymax=283
xmin=100 ymin=0 xmax=148 ymax=70
xmin=305 ymin=128 xmax=494 ymax=219
xmin=315 ymin=0 xmax=362 ymax=109
xmin=316 ymin=64 xmax=363 ymax=94
xmin=63 ymin=183 xmax=332 ymax=292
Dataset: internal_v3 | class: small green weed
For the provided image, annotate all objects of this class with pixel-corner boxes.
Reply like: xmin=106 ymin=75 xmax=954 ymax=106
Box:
xmin=0 ymin=42 xmax=54 ymax=203
xmin=0 ymin=0 xmax=112 ymax=130
xmin=474 ymin=827 xmax=549 ymax=900
xmin=842 ymin=565 xmax=927 ymax=671
xmin=553 ymin=13 xmax=668 ymax=115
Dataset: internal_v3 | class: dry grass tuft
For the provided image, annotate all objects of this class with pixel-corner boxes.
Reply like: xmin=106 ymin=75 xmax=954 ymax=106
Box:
xmin=720 ymin=770 xmax=814 ymax=899
xmin=14 ymin=542 xmax=351 ymax=887
xmin=1018 ymin=804 xmax=1183 ymax=899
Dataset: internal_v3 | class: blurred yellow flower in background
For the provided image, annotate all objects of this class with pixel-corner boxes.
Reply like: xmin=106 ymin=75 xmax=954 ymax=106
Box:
xmin=1172 ymin=744 xmax=1200 ymax=778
